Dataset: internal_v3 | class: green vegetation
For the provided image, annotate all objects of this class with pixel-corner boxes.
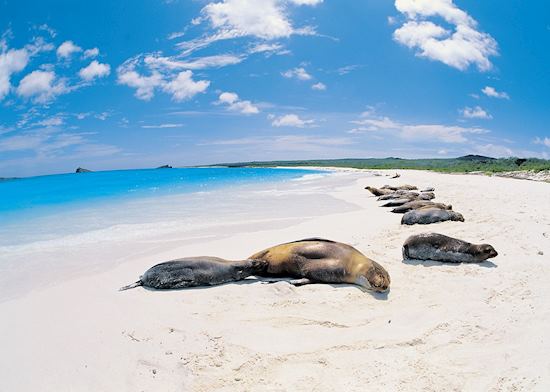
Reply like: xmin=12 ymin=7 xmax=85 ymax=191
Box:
xmin=213 ymin=155 xmax=550 ymax=173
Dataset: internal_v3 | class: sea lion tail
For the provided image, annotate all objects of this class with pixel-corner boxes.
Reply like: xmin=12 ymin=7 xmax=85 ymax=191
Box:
xmin=119 ymin=280 xmax=143 ymax=291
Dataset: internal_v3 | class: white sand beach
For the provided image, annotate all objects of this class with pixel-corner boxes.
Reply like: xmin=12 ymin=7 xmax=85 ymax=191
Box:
xmin=1 ymin=169 xmax=550 ymax=391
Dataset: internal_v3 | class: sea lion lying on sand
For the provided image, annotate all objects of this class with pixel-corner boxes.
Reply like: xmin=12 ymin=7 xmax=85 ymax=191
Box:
xmin=365 ymin=186 xmax=394 ymax=196
xmin=120 ymin=257 xmax=267 ymax=290
xmin=391 ymin=201 xmax=452 ymax=214
xmin=401 ymin=208 xmax=464 ymax=225
xmin=417 ymin=192 xmax=435 ymax=200
xmin=378 ymin=191 xmax=419 ymax=200
xmin=421 ymin=187 xmax=435 ymax=192
xmin=381 ymin=184 xmax=418 ymax=191
xmin=249 ymin=238 xmax=390 ymax=292
xmin=381 ymin=198 xmax=417 ymax=207
xmin=402 ymin=233 xmax=498 ymax=263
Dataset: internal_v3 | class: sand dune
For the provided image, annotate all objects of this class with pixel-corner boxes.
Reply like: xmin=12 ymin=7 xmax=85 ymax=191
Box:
xmin=1 ymin=170 xmax=549 ymax=391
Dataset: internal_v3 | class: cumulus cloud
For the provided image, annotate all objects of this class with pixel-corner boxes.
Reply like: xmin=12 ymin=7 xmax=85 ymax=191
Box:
xmin=201 ymin=0 xmax=319 ymax=41
xmin=461 ymin=106 xmax=492 ymax=119
xmin=350 ymin=111 xmax=487 ymax=143
xmin=311 ymin=82 xmax=326 ymax=90
xmin=393 ymin=0 xmax=498 ymax=71
xmin=56 ymin=40 xmax=82 ymax=59
xmin=16 ymin=70 xmax=70 ymax=103
xmin=83 ymin=47 xmax=99 ymax=59
xmin=270 ymin=114 xmax=315 ymax=128
xmin=0 ymin=47 xmax=29 ymax=100
xmin=282 ymin=67 xmax=312 ymax=80
xmin=482 ymin=86 xmax=509 ymax=99
xmin=217 ymin=92 xmax=259 ymax=114
xmin=79 ymin=60 xmax=111 ymax=81
xmin=162 ymin=70 xmax=210 ymax=101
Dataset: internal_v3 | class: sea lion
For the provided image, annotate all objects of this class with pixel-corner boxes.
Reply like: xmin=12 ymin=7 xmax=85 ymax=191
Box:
xmin=421 ymin=187 xmax=435 ymax=192
xmin=365 ymin=186 xmax=394 ymax=196
xmin=401 ymin=208 xmax=464 ymax=225
xmin=378 ymin=191 xmax=419 ymax=200
xmin=381 ymin=198 xmax=416 ymax=207
xmin=402 ymin=233 xmax=498 ymax=263
xmin=417 ymin=192 xmax=435 ymax=200
xmin=248 ymin=238 xmax=390 ymax=292
xmin=381 ymin=184 xmax=418 ymax=191
xmin=119 ymin=257 xmax=268 ymax=290
xmin=391 ymin=201 xmax=452 ymax=214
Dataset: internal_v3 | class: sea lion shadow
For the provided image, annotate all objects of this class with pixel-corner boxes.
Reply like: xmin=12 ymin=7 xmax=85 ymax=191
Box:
xmin=140 ymin=278 xmax=390 ymax=299
xmin=140 ymin=278 xmax=262 ymax=293
xmin=401 ymin=258 xmax=498 ymax=269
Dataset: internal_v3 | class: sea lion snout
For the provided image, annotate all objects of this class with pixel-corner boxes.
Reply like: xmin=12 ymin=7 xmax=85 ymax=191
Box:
xmin=366 ymin=264 xmax=391 ymax=292
xmin=478 ymin=244 xmax=498 ymax=260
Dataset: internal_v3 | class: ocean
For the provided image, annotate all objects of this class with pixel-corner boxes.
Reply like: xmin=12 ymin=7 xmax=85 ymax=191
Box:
xmin=0 ymin=167 xmax=323 ymax=246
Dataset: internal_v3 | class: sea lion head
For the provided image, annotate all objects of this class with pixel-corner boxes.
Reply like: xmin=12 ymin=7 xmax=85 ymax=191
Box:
xmin=472 ymin=244 xmax=498 ymax=261
xmin=357 ymin=261 xmax=390 ymax=292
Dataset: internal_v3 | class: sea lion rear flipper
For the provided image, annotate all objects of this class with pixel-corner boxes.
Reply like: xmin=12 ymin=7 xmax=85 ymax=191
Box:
xmin=119 ymin=280 xmax=142 ymax=291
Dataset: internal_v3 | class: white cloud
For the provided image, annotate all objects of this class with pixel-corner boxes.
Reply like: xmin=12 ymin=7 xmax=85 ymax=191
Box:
xmin=141 ymin=123 xmax=184 ymax=129
xmin=473 ymin=143 xmax=513 ymax=157
xmin=56 ymin=40 xmax=82 ymax=59
xmin=311 ymin=82 xmax=326 ymax=90
xmin=282 ymin=67 xmax=312 ymax=80
xmin=337 ymin=65 xmax=361 ymax=75
xmin=201 ymin=0 xmax=318 ymax=41
xmin=36 ymin=117 xmax=64 ymax=127
xmin=350 ymin=111 xmax=487 ymax=143
xmin=271 ymin=114 xmax=315 ymax=128
xmin=534 ymin=137 xmax=550 ymax=148
xmin=482 ymin=86 xmax=509 ymax=99
xmin=144 ymin=54 xmax=243 ymax=70
xmin=0 ymin=47 xmax=29 ymax=100
xmin=117 ymin=57 xmax=210 ymax=101
xmin=83 ymin=47 xmax=99 ymax=59
xmin=79 ymin=60 xmax=111 ymax=81
xmin=16 ymin=70 xmax=69 ymax=103
xmin=461 ymin=106 xmax=492 ymax=119
xmin=393 ymin=0 xmax=498 ymax=71
xmin=217 ymin=91 xmax=259 ymax=114
xmin=167 ymin=31 xmax=185 ymax=40
xmin=162 ymin=70 xmax=210 ymax=101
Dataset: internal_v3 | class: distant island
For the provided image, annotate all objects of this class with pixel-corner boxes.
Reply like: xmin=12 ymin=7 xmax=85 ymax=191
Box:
xmin=212 ymin=155 xmax=550 ymax=174
xmin=156 ymin=165 xmax=173 ymax=169
xmin=75 ymin=167 xmax=93 ymax=173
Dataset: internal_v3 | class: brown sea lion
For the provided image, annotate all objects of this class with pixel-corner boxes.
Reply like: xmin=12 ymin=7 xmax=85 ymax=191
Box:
xmin=402 ymin=233 xmax=498 ymax=263
xmin=381 ymin=198 xmax=416 ymax=207
xmin=378 ymin=191 xmax=419 ymax=200
xmin=119 ymin=257 xmax=268 ymax=290
xmin=401 ymin=208 xmax=464 ymax=225
xmin=391 ymin=201 xmax=452 ymax=214
xmin=417 ymin=192 xmax=435 ymax=200
xmin=365 ymin=186 xmax=394 ymax=196
xmin=249 ymin=238 xmax=391 ymax=292
xmin=381 ymin=184 xmax=418 ymax=191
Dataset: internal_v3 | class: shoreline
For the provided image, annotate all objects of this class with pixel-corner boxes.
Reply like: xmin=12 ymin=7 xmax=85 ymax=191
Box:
xmin=1 ymin=169 xmax=549 ymax=391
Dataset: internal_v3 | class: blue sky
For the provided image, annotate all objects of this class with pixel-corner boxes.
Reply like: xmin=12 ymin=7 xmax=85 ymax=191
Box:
xmin=1 ymin=0 xmax=549 ymax=176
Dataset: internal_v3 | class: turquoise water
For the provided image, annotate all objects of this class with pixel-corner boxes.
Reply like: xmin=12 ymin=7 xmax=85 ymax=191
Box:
xmin=0 ymin=167 xmax=320 ymax=220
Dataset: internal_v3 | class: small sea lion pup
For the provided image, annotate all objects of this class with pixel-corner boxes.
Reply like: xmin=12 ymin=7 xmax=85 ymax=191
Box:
xmin=119 ymin=257 xmax=268 ymax=290
xmin=391 ymin=201 xmax=452 ymax=214
xmin=401 ymin=208 xmax=464 ymax=225
xmin=249 ymin=238 xmax=391 ymax=292
xmin=402 ymin=233 xmax=498 ymax=263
